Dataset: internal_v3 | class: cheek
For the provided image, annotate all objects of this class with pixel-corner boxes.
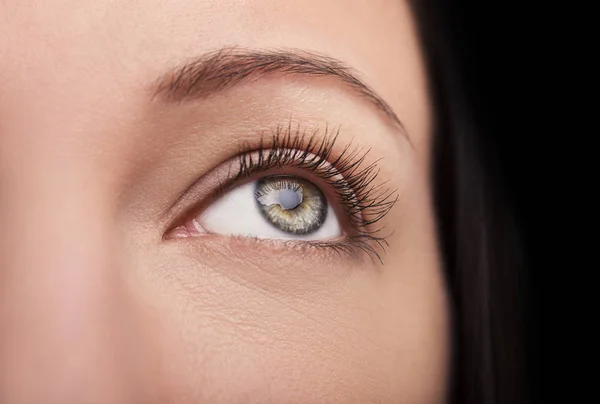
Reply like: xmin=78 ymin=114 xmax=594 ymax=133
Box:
xmin=133 ymin=243 xmax=449 ymax=404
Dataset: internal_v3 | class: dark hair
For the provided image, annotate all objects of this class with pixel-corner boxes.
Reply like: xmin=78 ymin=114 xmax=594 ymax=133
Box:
xmin=409 ymin=2 xmax=529 ymax=403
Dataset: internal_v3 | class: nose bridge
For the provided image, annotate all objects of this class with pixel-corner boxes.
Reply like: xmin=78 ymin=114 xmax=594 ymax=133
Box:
xmin=0 ymin=152 xmax=142 ymax=402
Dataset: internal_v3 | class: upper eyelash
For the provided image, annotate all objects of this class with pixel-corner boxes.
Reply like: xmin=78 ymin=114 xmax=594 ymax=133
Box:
xmin=222 ymin=123 xmax=399 ymax=263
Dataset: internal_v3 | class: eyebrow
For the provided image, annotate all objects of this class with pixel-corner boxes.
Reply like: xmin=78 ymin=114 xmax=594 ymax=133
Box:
xmin=153 ymin=47 xmax=407 ymax=136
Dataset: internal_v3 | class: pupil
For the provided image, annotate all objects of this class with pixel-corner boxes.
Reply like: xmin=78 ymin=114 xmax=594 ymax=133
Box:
xmin=278 ymin=188 xmax=302 ymax=210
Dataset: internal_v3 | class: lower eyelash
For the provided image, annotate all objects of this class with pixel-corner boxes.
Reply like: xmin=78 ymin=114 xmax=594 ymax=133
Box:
xmin=226 ymin=123 xmax=398 ymax=264
xmin=213 ymin=233 xmax=391 ymax=265
xmin=310 ymin=234 xmax=392 ymax=265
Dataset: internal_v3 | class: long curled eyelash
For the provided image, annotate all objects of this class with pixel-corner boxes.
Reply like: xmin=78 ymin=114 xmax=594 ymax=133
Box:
xmin=224 ymin=123 xmax=399 ymax=263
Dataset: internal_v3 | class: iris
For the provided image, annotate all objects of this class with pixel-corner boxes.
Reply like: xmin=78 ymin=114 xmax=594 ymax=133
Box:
xmin=255 ymin=176 xmax=327 ymax=234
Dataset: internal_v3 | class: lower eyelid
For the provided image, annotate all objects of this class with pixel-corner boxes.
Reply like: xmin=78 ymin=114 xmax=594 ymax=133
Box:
xmin=169 ymin=232 xmax=380 ymax=268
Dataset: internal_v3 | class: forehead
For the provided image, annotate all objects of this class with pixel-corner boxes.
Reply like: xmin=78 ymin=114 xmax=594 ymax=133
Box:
xmin=1 ymin=0 xmax=416 ymax=58
xmin=1 ymin=2 xmax=421 ymax=88
xmin=0 ymin=0 xmax=429 ymax=151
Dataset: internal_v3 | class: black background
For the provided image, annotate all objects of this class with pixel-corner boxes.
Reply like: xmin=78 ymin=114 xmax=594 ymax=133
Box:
xmin=439 ymin=2 xmax=540 ymax=402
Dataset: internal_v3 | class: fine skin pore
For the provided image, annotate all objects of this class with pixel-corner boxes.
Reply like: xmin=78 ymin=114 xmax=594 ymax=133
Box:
xmin=0 ymin=1 xmax=450 ymax=403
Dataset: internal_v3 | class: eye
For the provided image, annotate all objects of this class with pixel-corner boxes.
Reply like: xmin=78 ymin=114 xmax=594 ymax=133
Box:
xmin=189 ymin=175 xmax=342 ymax=241
xmin=165 ymin=126 xmax=398 ymax=263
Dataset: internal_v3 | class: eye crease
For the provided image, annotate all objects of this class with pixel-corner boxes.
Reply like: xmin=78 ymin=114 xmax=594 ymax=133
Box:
xmin=166 ymin=124 xmax=398 ymax=263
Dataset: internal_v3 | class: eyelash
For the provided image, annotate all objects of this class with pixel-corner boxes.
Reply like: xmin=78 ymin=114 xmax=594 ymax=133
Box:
xmin=214 ymin=123 xmax=399 ymax=264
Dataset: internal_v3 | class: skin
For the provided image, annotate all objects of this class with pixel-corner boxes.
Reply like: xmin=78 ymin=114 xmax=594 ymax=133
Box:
xmin=0 ymin=0 xmax=450 ymax=403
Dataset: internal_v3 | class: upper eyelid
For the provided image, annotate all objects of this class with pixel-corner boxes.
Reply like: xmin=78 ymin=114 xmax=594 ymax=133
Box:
xmin=162 ymin=124 xmax=335 ymax=223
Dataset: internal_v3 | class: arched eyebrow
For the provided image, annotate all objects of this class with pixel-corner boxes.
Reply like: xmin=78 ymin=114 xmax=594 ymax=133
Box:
xmin=153 ymin=47 xmax=408 ymax=138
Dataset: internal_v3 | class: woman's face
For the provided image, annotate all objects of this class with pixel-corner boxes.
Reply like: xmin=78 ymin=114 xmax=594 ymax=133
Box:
xmin=0 ymin=0 xmax=450 ymax=402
